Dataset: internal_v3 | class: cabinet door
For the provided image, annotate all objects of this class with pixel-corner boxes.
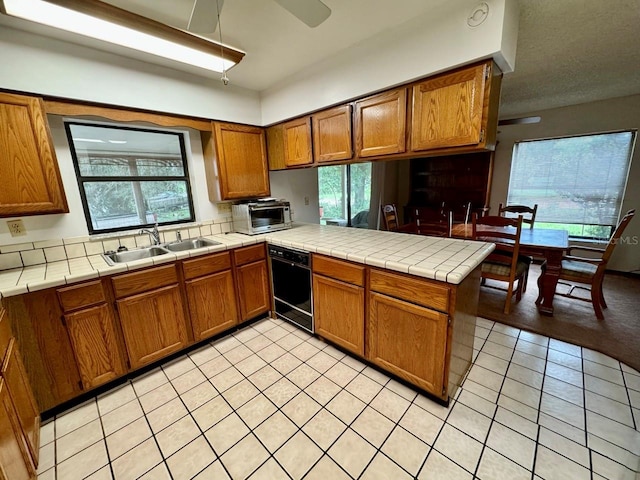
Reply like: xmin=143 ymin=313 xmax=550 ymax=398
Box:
xmin=213 ymin=122 xmax=270 ymax=199
xmin=0 ymin=92 xmax=68 ymax=217
xmin=236 ymin=260 xmax=270 ymax=321
xmin=186 ymin=270 xmax=238 ymax=341
xmin=312 ymin=105 xmax=353 ymax=163
xmin=282 ymin=117 xmax=313 ymax=167
xmin=0 ymin=380 xmax=34 ymax=480
xmin=411 ymin=63 xmax=486 ymax=151
xmin=2 ymin=340 xmax=39 ymax=470
xmin=313 ymin=274 xmax=364 ymax=356
xmin=354 ymin=88 xmax=407 ymax=158
xmin=117 ymin=285 xmax=188 ymax=369
xmin=64 ymin=304 xmax=127 ymax=390
xmin=368 ymin=292 xmax=448 ymax=397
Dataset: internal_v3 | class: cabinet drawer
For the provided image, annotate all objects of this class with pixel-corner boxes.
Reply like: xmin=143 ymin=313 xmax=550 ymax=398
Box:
xmin=112 ymin=264 xmax=178 ymax=299
xmin=182 ymin=251 xmax=232 ymax=280
xmin=369 ymin=269 xmax=450 ymax=313
xmin=313 ymin=254 xmax=365 ymax=287
xmin=233 ymin=244 xmax=265 ymax=266
xmin=57 ymin=280 xmax=106 ymax=312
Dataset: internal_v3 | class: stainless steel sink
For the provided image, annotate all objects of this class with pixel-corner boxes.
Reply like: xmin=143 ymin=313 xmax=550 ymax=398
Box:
xmin=162 ymin=237 xmax=221 ymax=252
xmin=102 ymin=246 xmax=170 ymax=265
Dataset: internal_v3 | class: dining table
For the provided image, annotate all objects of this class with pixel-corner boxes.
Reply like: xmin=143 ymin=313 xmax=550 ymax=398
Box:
xmin=451 ymin=224 xmax=569 ymax=315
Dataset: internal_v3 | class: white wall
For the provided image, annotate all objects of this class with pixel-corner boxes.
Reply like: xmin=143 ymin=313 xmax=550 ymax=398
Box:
xmin=0 ymin=115 xmax=227 ymax=245
xmin=0 ymin=26 xmax=262 ymax=125
xmin=269 ymin=168 xmax=320 ymax=224
xmin=492 ymin=94 xmax=640 ymax=272
xmin=259 ymin=0 xmax=518 ymax=125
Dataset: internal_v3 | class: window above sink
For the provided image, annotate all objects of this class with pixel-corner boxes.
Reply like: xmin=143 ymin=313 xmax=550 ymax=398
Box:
xmin=66 ymin=122 xmax=196 ymax=235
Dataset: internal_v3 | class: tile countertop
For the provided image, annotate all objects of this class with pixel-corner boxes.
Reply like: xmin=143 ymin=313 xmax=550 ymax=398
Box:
xmin=0 ymin=224 xmax=495 ymax=299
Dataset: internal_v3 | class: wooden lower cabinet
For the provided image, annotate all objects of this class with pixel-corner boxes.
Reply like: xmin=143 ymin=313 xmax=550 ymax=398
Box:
xmin=64 ymin=304 xmax=127 ymax=390
xmin=0 ymin=379 xmax=34 ymax=480
xmin=186 ymin=270 xmax=238 ymax=340
xmin=116 ymin=285 xmax=188 ymax=369
xmin=234 ymin=243 xmax=270 ymax=322
xmin=313 ymin=274 xmax=365 ymax=356
xmin=368 ymin=292 xmax=448 ymax=397
xmin=235 ymin=261 xmax=270 ymax=321
xmin=1 ymin=306 xmax=38 ymax=478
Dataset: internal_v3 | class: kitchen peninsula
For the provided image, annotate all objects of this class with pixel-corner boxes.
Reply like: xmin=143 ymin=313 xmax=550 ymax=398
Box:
xmin=0 ymin=224 xmax=494 ymax=415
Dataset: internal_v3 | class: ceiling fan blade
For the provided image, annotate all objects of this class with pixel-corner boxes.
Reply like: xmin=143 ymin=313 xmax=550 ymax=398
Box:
xmin=187 ymin=0 xmax=223 ymax=34
xmin=273 ymin=0 xmax=331 ymax=28
xmin=498 ymin=116 xmax=541 ymax=126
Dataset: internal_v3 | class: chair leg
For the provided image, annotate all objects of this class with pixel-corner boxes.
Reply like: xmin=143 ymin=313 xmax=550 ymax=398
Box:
xmin=591 ymin=285 xmax=605 ymax=320
xmin=504 ymin=287 xmax=513 ymax=314
xmin=599 ymin=281 xmax=608 ymax=309
xmin=522 ymin=264 xmax=529 ymax=293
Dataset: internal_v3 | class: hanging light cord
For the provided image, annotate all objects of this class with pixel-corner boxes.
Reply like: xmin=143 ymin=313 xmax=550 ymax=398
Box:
xmin=216 ymin=0 xmax=229 ymax=85
xmin=186 ymin=0 xmax=197 ymax=31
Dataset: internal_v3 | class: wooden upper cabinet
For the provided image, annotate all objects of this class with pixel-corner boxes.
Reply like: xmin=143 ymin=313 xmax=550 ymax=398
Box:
xmin=282 ymin=117 xmax=313 ymax=167
xmin=312 ymin=105 xmax=353 ymax=163
xmin=0 ymin=92 xmax=68 ymax=217
xmin=355 ymin=88 xmax=407 ymax=158
xmin=211 ymin=122 xmax=270 ymax=200
xmin=411 ymin=62 xmax=489 ymax=151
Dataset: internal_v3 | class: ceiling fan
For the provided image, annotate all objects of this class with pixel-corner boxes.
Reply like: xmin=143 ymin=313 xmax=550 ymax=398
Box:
xmin=187 ymin=0 xmax=332 ymax=34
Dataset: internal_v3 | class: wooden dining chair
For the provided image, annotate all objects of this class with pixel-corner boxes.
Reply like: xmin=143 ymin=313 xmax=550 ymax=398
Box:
xmin=537 ymin=209 xmax=635 ymax=319
xmin=380 ymin=204 xmax=399 ymax=231
xmin=472 ymin=213 xmax=528 ymax=314
xmin=498 ymin=203 xmax=538 ymax=291
xmin=498 ymin=203 xmax=538 ymax=228
xmin=415 ymin=207 xmax=452 ymax=237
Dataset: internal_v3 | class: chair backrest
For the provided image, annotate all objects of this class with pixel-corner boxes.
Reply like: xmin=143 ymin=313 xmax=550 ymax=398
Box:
xmin=472 ymin=213 xmax=524 ymax=279
xmin=415 ymin=208 xmax=452 ymax=237
xmin=601 ymin=209 xmax=636 ymax=265
xmin=442 ymin=201 xmax=472 ymax=224
xmin=380 ymin=204 xmax=399 ymax=231
xmin=498 ymin=203 xmax=538 ymax=228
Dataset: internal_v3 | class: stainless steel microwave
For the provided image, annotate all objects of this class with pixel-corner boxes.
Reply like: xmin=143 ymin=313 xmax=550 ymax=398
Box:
xmin=232 ymin=200 xmax=292 ymax=235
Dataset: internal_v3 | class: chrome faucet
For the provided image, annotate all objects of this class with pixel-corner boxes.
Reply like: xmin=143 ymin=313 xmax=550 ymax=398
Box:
xmin=139 ymin=220 xmax=160 ymax=246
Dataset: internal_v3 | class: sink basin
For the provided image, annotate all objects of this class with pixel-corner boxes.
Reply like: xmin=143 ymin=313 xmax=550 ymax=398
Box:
xmin=102 ymin=246 xmax=170 ymax=265
xmin=163 ymin=237 xmax=221 ymax=252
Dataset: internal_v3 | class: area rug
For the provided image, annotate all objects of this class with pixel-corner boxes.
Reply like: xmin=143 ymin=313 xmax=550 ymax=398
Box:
xmin=477 ymin=265 xmax=640 ymax=372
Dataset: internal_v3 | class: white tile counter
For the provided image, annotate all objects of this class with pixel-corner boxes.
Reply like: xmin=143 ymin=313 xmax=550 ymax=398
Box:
xmin=0 ymin=224 xmax=494 ymax=298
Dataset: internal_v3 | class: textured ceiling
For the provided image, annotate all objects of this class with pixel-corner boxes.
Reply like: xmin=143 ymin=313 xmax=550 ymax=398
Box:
xmin=102 ymin=0 xmax=448 ymax=92
xmin=499 ymin=0 xmax=640 ymax=117
xmin=3 ymin=0 xmax=639 ymax=116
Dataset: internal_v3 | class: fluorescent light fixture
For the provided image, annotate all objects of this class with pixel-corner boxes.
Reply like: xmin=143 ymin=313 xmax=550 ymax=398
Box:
xmin=75 ymin=138 xmax=105 ymax=143
xmin=0 ymin=0 xmax=245 ymax=73
xmin=108 ymin=140 xmax=127 ymax=144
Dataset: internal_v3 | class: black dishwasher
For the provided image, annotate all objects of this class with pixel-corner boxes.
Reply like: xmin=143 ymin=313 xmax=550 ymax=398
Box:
xmin=268 ymin=245 xmax=313 ymax=333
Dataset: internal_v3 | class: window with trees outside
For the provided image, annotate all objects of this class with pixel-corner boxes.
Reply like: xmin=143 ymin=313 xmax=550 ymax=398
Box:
xmin=507 ymin=130 xmax=636 ymax=239
xmin=318 ymin=162 xmax=372 ymax=228
xmin=66 ymin=122 xmax=195 ymax=234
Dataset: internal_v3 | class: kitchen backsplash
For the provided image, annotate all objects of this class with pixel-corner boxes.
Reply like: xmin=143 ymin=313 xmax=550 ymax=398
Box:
xmin=0 ymin=217 xmax=233 ymax=271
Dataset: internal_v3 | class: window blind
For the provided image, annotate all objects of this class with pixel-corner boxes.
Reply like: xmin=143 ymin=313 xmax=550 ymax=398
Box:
xmin=507 ymin=131 xmax=635 ymax=226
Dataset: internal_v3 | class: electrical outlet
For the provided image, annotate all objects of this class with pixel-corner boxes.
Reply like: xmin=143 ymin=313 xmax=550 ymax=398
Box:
xmin=7 ymin=219 xmax=27 ymax=237
xmin=217 ymin=202 xmax=231 ymax=214
xmin=304 ymin=196 xmax=310 ymax=206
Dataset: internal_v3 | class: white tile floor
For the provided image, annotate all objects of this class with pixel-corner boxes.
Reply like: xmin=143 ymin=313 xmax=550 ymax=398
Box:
xmin=37 ymin=317 xmax=640 ymax=480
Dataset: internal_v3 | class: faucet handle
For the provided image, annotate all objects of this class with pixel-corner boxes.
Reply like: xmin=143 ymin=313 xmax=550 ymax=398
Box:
xmin=176 ymin=230 xmax=182 ymax=241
